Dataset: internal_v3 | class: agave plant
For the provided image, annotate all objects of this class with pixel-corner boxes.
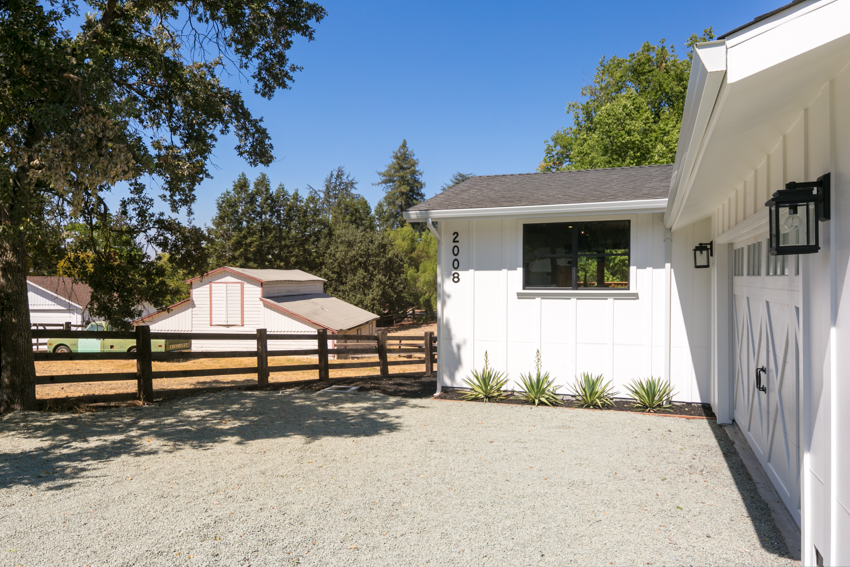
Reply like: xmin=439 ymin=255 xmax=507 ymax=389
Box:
xmin=518 ymin=350 xmax=562 ymax=406
xmin=567 ymin=372 xmax=617 ymax=408
xmin=625 ymin=377 xmax=677 ymax=412
xmin=462 ymin=351 xmax=508 ymax=402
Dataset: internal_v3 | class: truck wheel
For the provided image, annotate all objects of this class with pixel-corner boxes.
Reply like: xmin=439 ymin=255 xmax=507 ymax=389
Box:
xmin=128 ymin=346 xmax=137 ymax=353
xmin=54 ymin=345 xmax=71 ymax=354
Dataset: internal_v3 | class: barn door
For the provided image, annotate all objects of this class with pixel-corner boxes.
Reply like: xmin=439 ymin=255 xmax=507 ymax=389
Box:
xmin=731 ymin=237 xmax=801 ymax=524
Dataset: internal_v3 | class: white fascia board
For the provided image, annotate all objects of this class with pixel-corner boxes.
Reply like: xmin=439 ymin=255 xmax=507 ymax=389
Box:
xmin=725 ymin=0 xmax=844 ymax=83
xmin=26 ymin=281 xmax=83 ymax=310
xmin=404 ymin=198 xmax=667 ymax=221
xmin=664 ymin=40 xmax=727 ymax=229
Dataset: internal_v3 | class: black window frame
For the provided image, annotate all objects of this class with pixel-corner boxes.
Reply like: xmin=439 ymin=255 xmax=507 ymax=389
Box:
xmin=522 ymin=220 xmax=631 ymax=290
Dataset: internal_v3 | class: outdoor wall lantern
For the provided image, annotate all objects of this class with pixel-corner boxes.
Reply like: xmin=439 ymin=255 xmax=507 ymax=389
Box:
xmin=766 ymin=173 xmax=830 ymax=255
xmin=693 ymin=241 xmax=713 ymax=269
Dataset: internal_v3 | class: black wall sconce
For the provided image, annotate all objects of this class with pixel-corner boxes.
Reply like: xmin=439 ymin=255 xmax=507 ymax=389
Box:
xmin=693 ymin=241 xmax=713 ymax=269
xmin=766 ymin=173 xmax=830 ymax=255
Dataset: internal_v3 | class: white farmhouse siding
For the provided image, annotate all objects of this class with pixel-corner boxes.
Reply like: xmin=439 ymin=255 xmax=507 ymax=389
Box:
xmin=138 ymin=267 xmax=379 ymax=352
xmin=665 ymin=3 xmax=850 ymax=562
xmin=27 ymin=283 xmax=83 ymax=327
xmin=435 ymin=213 xmax=700 ymax=399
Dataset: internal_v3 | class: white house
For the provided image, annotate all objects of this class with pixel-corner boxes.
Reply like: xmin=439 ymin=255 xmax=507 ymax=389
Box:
xmin=27 ymin=276 xmax=92 ymax=327
xmin=403 ymin=165 xmax=699 ymax=399
xmin=136 ymin=266 xmax=379 ymax=351
xmin=405 ymin=0 xmax=850 ymax=562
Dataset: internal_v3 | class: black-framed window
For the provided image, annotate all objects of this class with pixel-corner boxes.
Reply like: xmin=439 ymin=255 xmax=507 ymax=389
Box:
xmin=523 ymin=220 xmax=630 ymax=289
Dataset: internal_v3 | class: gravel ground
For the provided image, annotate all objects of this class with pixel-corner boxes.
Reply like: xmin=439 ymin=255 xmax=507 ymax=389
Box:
xmin=0 ymin=389 xmax=795 ymax=566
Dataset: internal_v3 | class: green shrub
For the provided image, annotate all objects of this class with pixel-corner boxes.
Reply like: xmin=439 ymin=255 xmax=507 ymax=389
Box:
xmin=462 ymin=351 xmax=508 ymax=402
xmin=567 ymin=373 xmax=617 ymax=408
xmin=625 ymin=377 xmax=676 ymax=412
xmin=518 ymin=350 xmax=562 ymax=407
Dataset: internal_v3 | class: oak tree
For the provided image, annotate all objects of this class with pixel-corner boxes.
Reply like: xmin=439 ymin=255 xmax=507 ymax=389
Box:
xmin=539 ymin=30 xmax=714 ymax=172
xmin=0 ymin=0 xmax=326 ymax=411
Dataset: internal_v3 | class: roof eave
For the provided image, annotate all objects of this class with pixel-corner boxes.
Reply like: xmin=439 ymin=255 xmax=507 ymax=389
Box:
xmin=404 ymin=198 xmax=669 ymax=221
xmin=664 ymin=40 xmax=727 ymax=230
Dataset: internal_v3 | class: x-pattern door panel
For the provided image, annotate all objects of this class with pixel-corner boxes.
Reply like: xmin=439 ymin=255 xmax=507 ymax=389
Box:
xmin=732 ymin=238 xmax=801 ymax=524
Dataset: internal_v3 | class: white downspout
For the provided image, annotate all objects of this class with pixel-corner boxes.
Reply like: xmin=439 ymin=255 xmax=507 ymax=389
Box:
xmin=426 ymin=218 xmax=442 ymax=396
xmin=664 ymin=228 xmax=673 ymax=389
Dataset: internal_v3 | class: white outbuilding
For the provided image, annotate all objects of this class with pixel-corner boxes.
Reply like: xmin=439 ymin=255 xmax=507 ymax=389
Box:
xmin=405 ymin=0 xmax=850 ymax=562
xmin=27 ymin=276 xmax=92 ymax=328
xmin=136 ymin=266 xmax=379 ymax=351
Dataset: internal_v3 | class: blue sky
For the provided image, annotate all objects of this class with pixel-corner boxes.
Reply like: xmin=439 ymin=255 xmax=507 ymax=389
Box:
xmin=146 ymin=0 xmax=780 ymax=226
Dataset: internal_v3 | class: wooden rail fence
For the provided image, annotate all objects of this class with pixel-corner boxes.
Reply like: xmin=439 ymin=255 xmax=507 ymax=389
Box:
xmin=31 ymin=327 xmax=438 ymax=402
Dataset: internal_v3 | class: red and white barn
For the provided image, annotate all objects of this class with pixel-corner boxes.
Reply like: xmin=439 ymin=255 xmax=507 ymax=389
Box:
xmin=136 ymin=267 xmax=378 ymax=351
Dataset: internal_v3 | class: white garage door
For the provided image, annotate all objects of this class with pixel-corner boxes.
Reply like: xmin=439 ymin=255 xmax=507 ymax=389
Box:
xmin=732 ymin=235 xmax=802 ymax=525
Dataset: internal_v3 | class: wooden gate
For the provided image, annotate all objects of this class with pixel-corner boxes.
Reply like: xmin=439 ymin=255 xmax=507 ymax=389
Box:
xmin=732 ymin=236 xmax=802 ymax=525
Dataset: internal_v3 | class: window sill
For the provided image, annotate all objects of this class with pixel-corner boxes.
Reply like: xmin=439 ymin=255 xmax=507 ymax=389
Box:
xmin=516 ymin=289 xmax=639 ymax=299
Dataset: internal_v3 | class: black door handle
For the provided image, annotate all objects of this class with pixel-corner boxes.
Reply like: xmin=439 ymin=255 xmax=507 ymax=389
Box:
xmin=756 ymin=366 xmax=767 ymax=393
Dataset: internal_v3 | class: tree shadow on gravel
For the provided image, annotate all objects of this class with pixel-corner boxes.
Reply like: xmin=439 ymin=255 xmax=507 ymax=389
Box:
xmin=0 ymin=388 xmax=417 ymax=491
xmin=706 ymin=421 xmax=794 ymax=559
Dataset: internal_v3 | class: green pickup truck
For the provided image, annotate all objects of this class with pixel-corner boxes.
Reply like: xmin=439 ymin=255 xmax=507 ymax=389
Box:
xmin=47 ymin=322 xmax=191 ymax=354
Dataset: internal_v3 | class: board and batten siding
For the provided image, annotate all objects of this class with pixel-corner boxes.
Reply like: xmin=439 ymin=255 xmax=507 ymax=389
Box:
xmin=438 ymin=212 xmax=709 ymax=403
xmin=687 ymin=65 xmax=850 ymax=559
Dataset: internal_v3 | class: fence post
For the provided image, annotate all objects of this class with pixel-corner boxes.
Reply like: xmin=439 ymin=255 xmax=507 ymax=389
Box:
xmin=63 ymin=321 xmax=71 ymax=331
xmin=424 ymin=332 xmax=433 ymax=377
xmin=256 ymin=328 xmax=269 ymax=388
xmin=135 ymin=325 xmax=153 ymax=403
xmin=377 ymin=331 xmax=389 ymax=378
xmin=317 ymin=328 xmax=329 ymax=381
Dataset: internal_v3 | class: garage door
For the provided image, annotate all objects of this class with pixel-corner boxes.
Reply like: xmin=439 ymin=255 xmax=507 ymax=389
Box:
xmin=732 ymin=235 xmax=801 ymax=525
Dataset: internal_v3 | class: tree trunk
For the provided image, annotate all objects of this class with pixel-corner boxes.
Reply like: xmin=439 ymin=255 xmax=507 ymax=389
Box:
xmin=0 ymin=208 xmax=37 ymax=413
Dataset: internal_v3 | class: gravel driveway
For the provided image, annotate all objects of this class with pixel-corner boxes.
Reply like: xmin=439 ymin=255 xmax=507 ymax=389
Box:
xmin=0 ymin=389 xmax=795 ymax=566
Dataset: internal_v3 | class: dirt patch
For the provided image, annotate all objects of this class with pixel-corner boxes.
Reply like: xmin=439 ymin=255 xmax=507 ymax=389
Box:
xmin=36 ymin=354 xmax=429 ymax=404
xmin=382 ymin=321 xmax=436 ymax=336
xmin=436 ymin=389 xmax=716 ymax=418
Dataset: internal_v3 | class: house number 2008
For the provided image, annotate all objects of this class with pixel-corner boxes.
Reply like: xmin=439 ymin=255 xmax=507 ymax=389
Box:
xmin=451 ymin=232 xmax=460 ymax=283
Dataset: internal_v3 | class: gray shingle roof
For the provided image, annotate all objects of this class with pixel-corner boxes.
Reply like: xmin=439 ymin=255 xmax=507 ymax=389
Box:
xmin=406 ymin=164 xmax=673 ymax=213
xmin=263 ymin=293 xmax=378 ymax=332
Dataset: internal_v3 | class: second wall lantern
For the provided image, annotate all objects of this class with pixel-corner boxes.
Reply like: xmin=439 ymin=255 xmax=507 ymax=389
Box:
xmin=766 ymin=173 xmax=830 ymax=255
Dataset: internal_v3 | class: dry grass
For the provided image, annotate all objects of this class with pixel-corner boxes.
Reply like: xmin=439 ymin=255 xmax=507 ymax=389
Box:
xmin=36 ymin=321 xmax=436 ymax=401
xmin=36 ymin=354 xmax=428 ymax=399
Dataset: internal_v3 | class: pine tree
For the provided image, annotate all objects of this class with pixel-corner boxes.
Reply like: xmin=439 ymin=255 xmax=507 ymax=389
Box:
xmin=440 ymin=172 xmax=474 ymax=192
xmin=309 ymin=167 xmax=375 ymax=230
xmin=207 ymin=173 xmax=328 ymax=271
xmin=321 ymin=224 xmax=408 ymax=315
xmin=373 ymin=140 xmax=425 ymax=230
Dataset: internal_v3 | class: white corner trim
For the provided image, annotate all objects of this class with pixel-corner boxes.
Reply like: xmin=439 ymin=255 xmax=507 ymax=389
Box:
xmin=716 ymin=208 xmax=768 ymax=244
xmin=516 ymin=289 xmax=639 ymax=299
xmin=404 ymin=199 xmax=667 ymax=221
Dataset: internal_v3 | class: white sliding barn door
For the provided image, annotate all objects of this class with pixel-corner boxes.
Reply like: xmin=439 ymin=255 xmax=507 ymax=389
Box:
xmin=732 ymin=237 xmax=801 ymax=524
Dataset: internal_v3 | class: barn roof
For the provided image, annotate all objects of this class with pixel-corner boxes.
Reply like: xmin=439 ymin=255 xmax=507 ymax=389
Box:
xmin=262 ymin=294 xmax=378 ymax=332
xmin=27 ymin=276 xmax=92 ymax=310
xmin=187 ymin=266 xmax=326 ymax=284
xmin=404 ymin=164 xmax=672 ymax=219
